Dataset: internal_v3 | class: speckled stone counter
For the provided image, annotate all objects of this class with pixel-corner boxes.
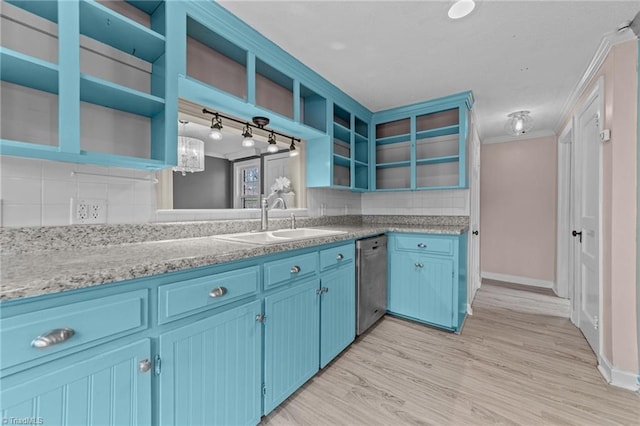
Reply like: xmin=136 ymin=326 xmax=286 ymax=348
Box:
xmin=1 ymin=217 xmax=468 ymax=301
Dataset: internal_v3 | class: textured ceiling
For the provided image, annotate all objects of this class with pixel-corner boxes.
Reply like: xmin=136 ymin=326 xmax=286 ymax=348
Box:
xmin=218 ymin=0 xmax=639 ymax=141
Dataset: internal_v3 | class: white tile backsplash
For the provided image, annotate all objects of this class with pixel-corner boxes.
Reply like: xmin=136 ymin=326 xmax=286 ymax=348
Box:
xmin=1 ymin=177 xmax=42 ymax=204
xmin=1 ymin=155 xmax=468 ymax=227
xmin=361 ymin=189 xmax=469 ymax=216
xmin=1 ymin=156 xmax=156 ymax=227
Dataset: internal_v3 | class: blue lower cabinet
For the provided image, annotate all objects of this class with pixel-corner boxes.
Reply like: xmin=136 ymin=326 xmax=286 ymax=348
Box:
xmin=263 ymin=279 xmax=320 ymax=415
xmin=319 ymin=265 xmax=355 ymax=368
xmin=388 ymin=252 xmax=454 ymax=328
xmin=0 ymin=339 xmax=152 ymax=425
xmin=158 ymin=300 xmax=262 ymax=426
xmin=388 ymin=233 xmax=467 ymax=332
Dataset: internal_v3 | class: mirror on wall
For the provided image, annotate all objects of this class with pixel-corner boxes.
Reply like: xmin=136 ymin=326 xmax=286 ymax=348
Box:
xmin=156 ymin=99 xmax=305 ymax=210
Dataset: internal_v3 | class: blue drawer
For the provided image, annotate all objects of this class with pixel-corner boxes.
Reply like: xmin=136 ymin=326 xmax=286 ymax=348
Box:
xmin=393 ymin=234 xmax=453 ymax=256
xmin=1 ymin=289 xmax=148 ymax=370
xmin=158 ymin=265 xmax=259 ymax=324
xmin=264 ymin=252 xmax=318 ymax=290
xmin=319 ymin=243 xmax=354 ymax=271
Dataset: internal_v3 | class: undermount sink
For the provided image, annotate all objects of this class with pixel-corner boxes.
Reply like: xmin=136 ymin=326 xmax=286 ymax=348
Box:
xmin=213 ymin=228 xmax=346 ymax=245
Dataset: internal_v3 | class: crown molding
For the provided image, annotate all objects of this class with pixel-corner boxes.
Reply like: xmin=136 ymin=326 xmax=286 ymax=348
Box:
xmin=553 ymin=29 xmax=638 ymax=134
xmin=482 ymin=129 xmax=556 ymax=145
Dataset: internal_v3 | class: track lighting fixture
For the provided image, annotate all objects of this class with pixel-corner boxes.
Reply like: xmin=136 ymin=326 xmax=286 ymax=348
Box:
xmin=241 ymin=124 xmax=255 ymax=147
xmin=208 ymin=113 xmax=223 ymax=140
xmin=202 ymin=108 xmax=301 ymax=153
xmin=267 ymin=131 xmax=279 ymax=153
xmin=289 ymin=137 xmax=299 ymax=157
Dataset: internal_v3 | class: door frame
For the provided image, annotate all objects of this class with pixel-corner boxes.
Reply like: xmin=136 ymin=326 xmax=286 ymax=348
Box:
xmin=556 ymin=119 xmax=573 ymax=301
xmin=468 ymin=112 xmax=481 ymax=310
xmin=571 ymin=76 xmax=605 ymax=356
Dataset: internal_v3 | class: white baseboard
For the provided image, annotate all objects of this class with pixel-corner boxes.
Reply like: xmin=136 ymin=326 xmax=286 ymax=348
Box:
xmin=467 ymin=303 xmax=473 ymax=315
xmin=481 ymin=271 xmax=554 ymax=289
xmin=598 ymin=355 xmax=640 ymax=392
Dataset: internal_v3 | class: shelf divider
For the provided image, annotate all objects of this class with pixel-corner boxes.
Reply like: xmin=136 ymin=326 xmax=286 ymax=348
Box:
xmin=79 ymin=0 xmax=165 ymax=63
xmin=0 ymin=48 xmax=59 ymax=94
xmin=80 ymin=74 xmax=165 ymax=117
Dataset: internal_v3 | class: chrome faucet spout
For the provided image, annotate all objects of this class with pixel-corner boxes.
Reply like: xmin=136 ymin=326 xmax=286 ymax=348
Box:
xmin=260 ymin=194 xmax=288 ymax=232
xmin=260 ymin=194 xmax=269 ymax=231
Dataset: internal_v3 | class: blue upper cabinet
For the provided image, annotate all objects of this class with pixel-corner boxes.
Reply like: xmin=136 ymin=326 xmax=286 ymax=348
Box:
xmin=1 ymin=0 xmax=175 ymax=170
xmin=1 ymin=0 xmax=472 ymax=183
xmin=373 ymin=91 xmax=474 ymax=191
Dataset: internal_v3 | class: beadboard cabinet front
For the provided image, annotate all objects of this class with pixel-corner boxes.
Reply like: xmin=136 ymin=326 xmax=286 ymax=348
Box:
xmin=159 ymin=300 xmax=262 ymax=426
xmin=387 ymin=233 xmax=468 ymax=332
xmin=0 ymin=339 xmax=152 ymax=425
xmin=263 ymin=279 xmax=320 ymax=415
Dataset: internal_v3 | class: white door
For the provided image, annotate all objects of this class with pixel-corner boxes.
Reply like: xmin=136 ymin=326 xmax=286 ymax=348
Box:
xmin=574 ymin=80 xmax=603 ymax=355
xmin=468 ymin=118 xmax=481 ymax=305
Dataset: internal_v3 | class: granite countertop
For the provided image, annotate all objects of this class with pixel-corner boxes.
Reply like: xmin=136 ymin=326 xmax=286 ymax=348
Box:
xmin=0 ymin=223 xmax=467 ymax=302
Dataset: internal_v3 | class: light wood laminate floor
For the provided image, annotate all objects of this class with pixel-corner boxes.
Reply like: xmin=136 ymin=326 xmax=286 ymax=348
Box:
xmin=261 ymin=283 xmax=640 ymax=425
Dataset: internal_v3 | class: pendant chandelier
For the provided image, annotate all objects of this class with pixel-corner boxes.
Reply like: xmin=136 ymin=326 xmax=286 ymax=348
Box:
xmin=173 ymin=121 xmax=205 ymax=176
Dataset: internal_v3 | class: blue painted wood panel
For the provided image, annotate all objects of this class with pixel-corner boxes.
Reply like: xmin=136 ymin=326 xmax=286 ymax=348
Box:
xmin=388 ymin=252 xmax=454 ymax=328
xmin=320 ymin=266 xmax=355 ymax=368
xmin=158 ymin=300 xmax=262 ymax=426
xmin=263 ymin=279 xmax=320 ymax=414
xmin=0 ymin=339 xmax=152 ymax=425
xmin=1 ymin=289 xmax=148 ymax=370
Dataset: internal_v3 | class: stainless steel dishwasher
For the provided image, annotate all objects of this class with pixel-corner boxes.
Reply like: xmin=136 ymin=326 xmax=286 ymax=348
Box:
xmin=356 ymin=235 xmax=387 ymax=335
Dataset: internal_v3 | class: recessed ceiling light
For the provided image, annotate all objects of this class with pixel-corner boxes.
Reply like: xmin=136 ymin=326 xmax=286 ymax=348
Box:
xmin=448 ymin=0 xmax=475 ymax=20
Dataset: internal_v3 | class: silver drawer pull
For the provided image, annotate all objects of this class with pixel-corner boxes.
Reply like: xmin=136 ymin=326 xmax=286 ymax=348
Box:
xmin=31 ymin=328 xmax=75 ymax=349
xmin=336 ymin=253 xmax=344 ymax=260
xmin=209 ymin=286 xmax=228 ymax=298
xmin=290 ymin=265 xmax=301 ymax=273
xmin=415 ymin=262 xmax=424 ymax=268
xmin=138 ymin=359 xmax=152 ymax=373
xmin=417 ymin=243 xmax=426 ymax=248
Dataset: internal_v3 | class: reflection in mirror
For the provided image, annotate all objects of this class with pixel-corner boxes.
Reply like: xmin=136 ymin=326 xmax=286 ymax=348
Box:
xmin=156 ymin=100 xmax=305 ymax=210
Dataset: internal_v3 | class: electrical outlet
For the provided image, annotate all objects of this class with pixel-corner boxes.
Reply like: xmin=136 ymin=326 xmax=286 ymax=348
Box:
xmin=71 ymin=198 xmax=106 ymax=224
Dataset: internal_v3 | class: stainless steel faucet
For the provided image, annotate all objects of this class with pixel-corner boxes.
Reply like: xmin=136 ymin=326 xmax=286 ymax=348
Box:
xmin=260 ymin=193 xmax=288 ymax=231
xmin=290 ymin=213 xmax=296 ymax=229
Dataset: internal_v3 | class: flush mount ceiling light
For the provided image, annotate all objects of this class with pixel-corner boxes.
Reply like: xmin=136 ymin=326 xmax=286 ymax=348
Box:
xmin=289 ymin=137 xmax=299 ymax=157
xmin=208 ymin=113 xmax=223 ymax=140
xmin=267 ymin=131 xmax=279 ymax=153
xmin=448 ymin=0 xmax=475 ymax=19
xmin=505 ymin=111 xmax=534 ymax=136
xmin=241 ymin=124 xmax=255 ymax=147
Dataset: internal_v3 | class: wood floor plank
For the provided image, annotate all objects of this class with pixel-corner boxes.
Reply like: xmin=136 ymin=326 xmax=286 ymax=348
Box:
xmin=261 ymin=283 xmax=640 ymax=426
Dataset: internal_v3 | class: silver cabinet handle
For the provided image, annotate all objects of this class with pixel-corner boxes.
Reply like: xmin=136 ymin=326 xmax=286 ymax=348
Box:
xmin=138 ymin=359 xmax=152 ymax=373
xmin=336 ymin=253 xmax=344 ymax=260
xmin=209 ymin=286 xmax=228 ymax=298
xmin=322 ymin=287 xmax=329 ymax=293
xmin=256 ymin=314 xmax=267 ymax=323
xmin=290 ymin=265 xmax=301 ymax=273
xmin=31 ymin=328 xmax=75 ymax=349
xmin=414 ymin=262 xmax=424 ymax=268
xmin=417 ymin=243 xmax=426 ymax=248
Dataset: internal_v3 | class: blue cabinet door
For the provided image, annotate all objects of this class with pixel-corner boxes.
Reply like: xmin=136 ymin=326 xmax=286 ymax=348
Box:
xmin=263 ymin=279 xmax=320 ymax=415
xmin=158 ymin=300 xmax=262 ymax=426
xmin=320 ymin=267 xmax=355 ymax=368
xmin=388 ymin=251 xmax=454 ymax=328
xmin=0 ymin=339 xmax=152 ymax=425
